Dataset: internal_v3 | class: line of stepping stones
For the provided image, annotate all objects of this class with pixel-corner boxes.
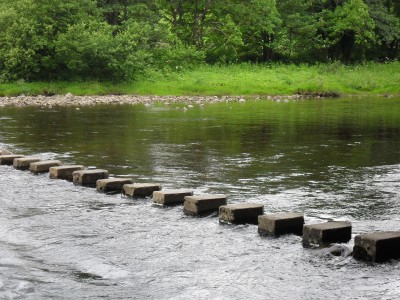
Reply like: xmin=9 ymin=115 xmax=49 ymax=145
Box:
xmin=1 ymin=150 xmax=399 ymax=263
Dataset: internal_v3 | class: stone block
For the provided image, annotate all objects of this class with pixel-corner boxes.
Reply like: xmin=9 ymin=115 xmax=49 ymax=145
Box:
xmin=219 ymin=203 xmax=264 ymax=225
xmin=0 ymin=155 xmax=24 ymax=165
xmin=72 ymin=169 xmax=109 ymax=187
xmin=29 ymin=160 xmax=62 ymax=174
xmin=152 ymin=189 xmax=193 ymax=205
xmin=13 ymin=157 xmax=41 ymax=170
xmin=184 ymin=194 xmax=227 ymax=215
xmin=96 ymin=178 xmax=133 ymax=193
xmin=353 ymin=231 xmax=400 ymax=262
xmin=302 ymin=221 xmax=352 ymax=246
xmin=122 ymin=183 xmax=162 ymax=197
xmin=0 ymin=150 xmax=12 ymax=155
xmin=49 ymin=165 xmax=85 ymax=181
xmin=258 ymin=212 xmax=304 ymax=236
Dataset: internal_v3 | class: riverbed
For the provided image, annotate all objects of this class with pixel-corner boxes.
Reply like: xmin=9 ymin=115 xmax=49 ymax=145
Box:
xmin=0 ymin=96 xmax=399 ymax=299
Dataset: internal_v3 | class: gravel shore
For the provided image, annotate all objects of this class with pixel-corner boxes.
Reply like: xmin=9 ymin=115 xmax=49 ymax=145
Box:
xmin=0 ymin=93 xmax=304 ymax=107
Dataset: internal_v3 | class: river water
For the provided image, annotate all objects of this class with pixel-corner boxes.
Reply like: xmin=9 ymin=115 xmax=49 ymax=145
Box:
xmin=0 ymin=97 xmax=399 ymax=299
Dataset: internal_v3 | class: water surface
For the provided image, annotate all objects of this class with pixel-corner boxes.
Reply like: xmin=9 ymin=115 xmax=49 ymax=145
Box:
xmin=0 ymin=97 xmax=399 ymax=299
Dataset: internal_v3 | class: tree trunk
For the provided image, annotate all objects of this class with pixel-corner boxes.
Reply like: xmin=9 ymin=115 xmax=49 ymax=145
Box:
xmin=262 ymin=31 xmax=274 ymax=61
xmin=192 ymin=0 xmax=212 ymax=48
xmin=340 ymin=31 xmax=355 ymax=62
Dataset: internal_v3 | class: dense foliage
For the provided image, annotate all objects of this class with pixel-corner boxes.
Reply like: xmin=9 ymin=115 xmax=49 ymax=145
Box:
xmin=0 ymin=0 xmax=399 ymax=82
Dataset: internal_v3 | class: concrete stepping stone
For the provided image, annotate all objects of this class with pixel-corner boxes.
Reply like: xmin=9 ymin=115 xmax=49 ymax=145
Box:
xmin=49 ymin=165 xmax=85 ymax=181
xmin=258 ymin=212 xmax=304 ymax=236
xmin=73 ymin=169 xmax=109 ymax=187
xmin=152 ymin=189 xmax=193 ymax=205
xmin=0 ymin=155 xmax=24 ymax=165
xmin=219 ymin=203 xmax=264 ymax=225
xmin=30 ymin=160 xmax=62 ymax=174
xmin=0 ymin=150 xmax=12 ymax=155
xmin=13 ymin=157 xmax=41 ymax=170
xmin=302 ymin=221 xmax=352 ymax=246
xmin=122 ymin=183 xmax=162 ymax=197
xmin=96 ymin=178 xmax=133 ymax=193
xmin=353 ymin=231 xmax=400 ymax=262
xmin=184 ymin=194 xmax=227 ymax=216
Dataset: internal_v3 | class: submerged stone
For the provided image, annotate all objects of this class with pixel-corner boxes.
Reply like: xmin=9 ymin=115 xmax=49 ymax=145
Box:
xmin=353 ymin=231 xmax=400 ymax=262
xmin=219 ymin=203 xmax=264 ymax=225
xmin=49 ymin=165 xmax=85 ymax=181
xmin=258 ymin=212 xmax=304 ymax=236
xmin=184 ymin=194 xmax=227 ymax=216
xmin=152 ymin=189 xmax=193 ymax=205
xmin=30 ymin=160 xmax=62 ymax=174
xmin=96 ymin=178 xmax=133 ymax=193
xmin=122 ymin=183 xmax=162 ymax=197
xmin=13 ymin=157 xmax=41 ymax=170
xmin=327 ymin=244 xmax=353 ymax=257
xmin=0 ymin=155 xmax=24 ymax=165
xmin=302 ymin=221 xmax=352 ymax=247
xmin=73 ymin=169 xmax=109 ymax=187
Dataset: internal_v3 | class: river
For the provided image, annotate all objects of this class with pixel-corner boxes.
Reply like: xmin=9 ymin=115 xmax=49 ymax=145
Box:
xmin=0 ymin=96 xmax=399 ymax=299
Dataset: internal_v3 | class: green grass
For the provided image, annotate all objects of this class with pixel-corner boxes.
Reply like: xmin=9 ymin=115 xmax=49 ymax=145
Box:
xmin=1 ymin=62 xmax=399 ymax=97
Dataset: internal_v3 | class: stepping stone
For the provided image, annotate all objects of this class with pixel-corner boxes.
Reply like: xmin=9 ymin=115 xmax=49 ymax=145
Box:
xmin=184 ymin=194 xmax=227 ymax=216
xmin=73 ymin=169 xmax=109 ymax=187
xmin=13 ymin=157 xmax=41 ymax=170
xmin=30 ymin=160 xmax=62 ymax=174
xmin=96 ymin=178 xmax=133 ymax=193
xmin=49 ymin=165 xmax=85 ymax=181
xmin=0 ymin=155 xmax=24 ymax=165
xmin=122 ymin=183 xmax=162 ymax=197
xmin=152 ymin=189 xmax=193 ymax=205
xmin=0 ymin=150 xmax=12 ymax=155
xmin=219 ymin=203 xmax=264 ymax=225
xmin=353 ymin=231 xmax=400 ymax=262
xmin=302 ymin=221 xmax=352 ymax=246
xmin=258 ymin=212 xmax=304 ymax=236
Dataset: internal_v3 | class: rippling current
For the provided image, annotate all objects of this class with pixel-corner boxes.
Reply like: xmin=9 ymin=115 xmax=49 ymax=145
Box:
xmin=0 ymin=97 xmax=399 ymax=299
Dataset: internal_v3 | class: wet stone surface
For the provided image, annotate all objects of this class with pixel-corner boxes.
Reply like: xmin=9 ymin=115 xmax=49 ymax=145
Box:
xmin=122 ymin=183 xmax=162 ymax=197
xmin=96 ymin=178 xmax=133 ymax=193
xmin=13 ymin=157 xmax=41 ymax=170
xmin=184 ymin=194 xmax=227 ymax=216
xmin=302 ymin=222 xmax=352 ymax=247
xmin=353 ymin=231 xmax=400 ymax=262
xmin=219 ymin=203 xmax=264 ymax=225
xmin=49 ymin=165 xmax=85 ymax=181
xmin=30 ymin=160 xmax=62 ymax=174
xmin=152 ymin=190 xmax=194 ymax=205
xmin=72 ymin=169 xmax=109 ymax=187
xmin=258 ymin=212 xmax=304 ymax=236
xmin=0 ymin=155 xmax=24 ymax=165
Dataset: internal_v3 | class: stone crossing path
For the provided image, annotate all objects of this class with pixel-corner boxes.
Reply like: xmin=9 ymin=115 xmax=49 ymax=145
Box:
xmin=1 ymin=149 xmax=399 ymax=263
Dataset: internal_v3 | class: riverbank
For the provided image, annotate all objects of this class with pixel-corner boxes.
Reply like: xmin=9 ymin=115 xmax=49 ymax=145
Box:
xmin=0 ymin=94 xmax=306 ymax=108
xmin=0 ymin=62 xmax=399 ymax=98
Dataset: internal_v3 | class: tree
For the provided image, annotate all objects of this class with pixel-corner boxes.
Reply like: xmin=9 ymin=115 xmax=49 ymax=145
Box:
xmin=275 ymin=0 xmax=317 ymax=61
xmin=0 ymin=0 xmax=398 ymax=82
xmin=157 ymin=0 xmax=280 ymax=62
xmin=330 ymin=0 xmax=376 ymax=61
xmin=224 ymin=0 xmax=281 ymax=62
xmin=365 ymin=0 xmax=400 ymax=59
xmin=0 ymin=0 xmax=100 ymax=81
xmin=0 ymin=0 xmax=202 ymax=82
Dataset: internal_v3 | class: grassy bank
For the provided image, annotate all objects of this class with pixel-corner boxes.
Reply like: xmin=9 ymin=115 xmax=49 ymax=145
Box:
xmin=0 ymin=62 xmax=399 ymax=97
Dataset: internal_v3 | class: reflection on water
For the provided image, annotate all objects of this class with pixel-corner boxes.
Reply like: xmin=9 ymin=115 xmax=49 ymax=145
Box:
xmin=0 ymin=97 xmax=400 ymax=299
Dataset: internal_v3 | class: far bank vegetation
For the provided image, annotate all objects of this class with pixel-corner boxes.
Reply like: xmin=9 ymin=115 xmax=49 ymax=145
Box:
xmin=0 ymin=0 xmax=399 ymax=89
